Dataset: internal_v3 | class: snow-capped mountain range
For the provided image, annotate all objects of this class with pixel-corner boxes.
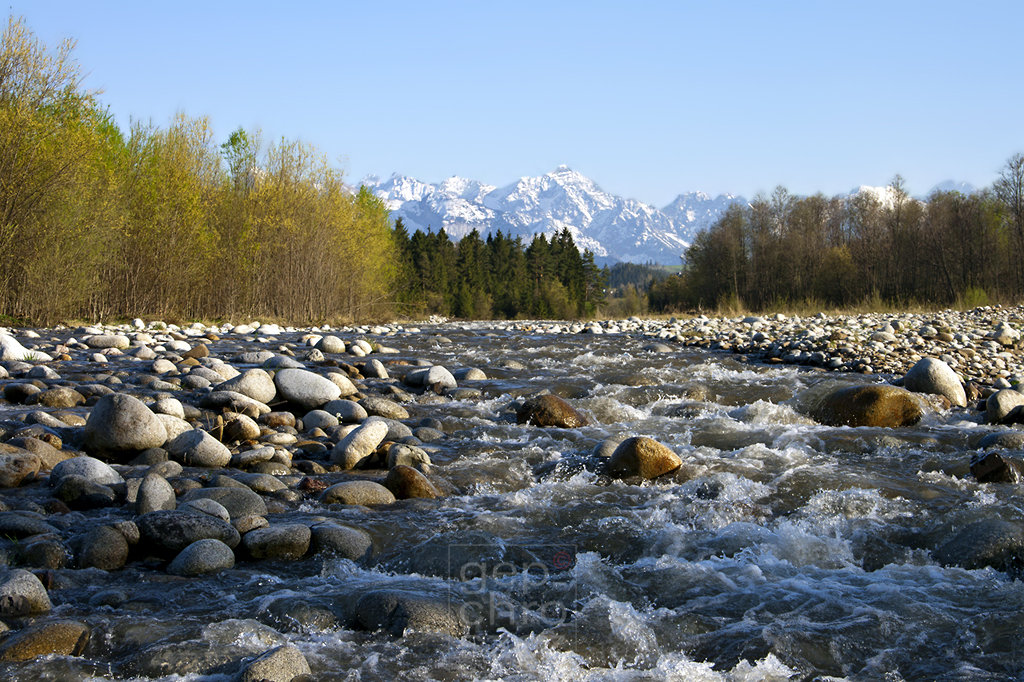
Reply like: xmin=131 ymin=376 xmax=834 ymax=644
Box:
xmin=361 ymin=166 xmax=745 ymax=265
xmin=361 ymin=167 xmax=975 ymax=265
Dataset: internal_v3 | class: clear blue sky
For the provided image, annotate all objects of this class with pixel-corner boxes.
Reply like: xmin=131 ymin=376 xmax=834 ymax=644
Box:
xmin=16 ymin=1 xmax=1024 ymax=206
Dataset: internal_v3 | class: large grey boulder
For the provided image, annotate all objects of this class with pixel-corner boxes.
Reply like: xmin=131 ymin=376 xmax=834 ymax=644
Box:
xmin=310 ymin=524 xmax=373 ymax=561
xmin=273 ymin=368 xmax=341 ymax=411
xmin=84 ymin=394 xmax=168 ymax=461
xmin=167 ymin=538 xmax=236 ymax=576
xmin=904 ymin=357 xmax=967 ymax=407
xmin=987 ymin=389 xmax=1024 ymax=424
xmin=51 ymin=456 xmax=124 ymax=487
xmin=323 ymin=399 xmax=368 ymax=423
xmin=215 ymin=369 xmax=277 ymax=404
xmin=85 ymin=334 xmax=130 ymax=350
xmin=77 ymin=526 xmax=129 ymax=570
xmin=242 ymin=524 xmax=311 ymax=560
xmin=329 ymin=419 xmax=389 ymax=470
xmin=136 ymin=510 xmax=241 ymax=558
xmin=166 ymin=430 xmax=232 ymax=468
xmin=315 ymin=335 xmax=345 ymax=354
xmin=0 ymin=568 xmax=51 ymax=615
xmin=0 ymin=334 xmax=52 ymax=362
xmin=180 ymin=486 xmax=268 ymax=518
xmin=319 ymin=481 xmax=395 ymax=506
xmin=136 ymin=474 xmax=177 ymax=513
xmin=404 ymin=366 xmax=457 ymax=390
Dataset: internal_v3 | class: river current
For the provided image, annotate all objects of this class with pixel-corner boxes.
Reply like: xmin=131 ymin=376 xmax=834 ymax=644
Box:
xmin=6 ymin=323 xmax=1024 ymax=682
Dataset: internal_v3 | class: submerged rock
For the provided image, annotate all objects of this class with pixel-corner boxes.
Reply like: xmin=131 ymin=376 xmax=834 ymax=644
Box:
xmin=0 ymin=619 xmax=89 ymax=661
xmin=355 ymin=589 xmax=466 ymax=636
xmin=933 ymin=519 xmax=1024 ymax=576
xmin=970 ymin=451 xmax=1023 ymax=483
xmin=236 ymin=643 xmax=311 ymax=682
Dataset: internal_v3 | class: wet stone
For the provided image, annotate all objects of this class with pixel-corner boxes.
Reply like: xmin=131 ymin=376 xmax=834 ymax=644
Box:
xmin=0 ymin=619 xmax=89 ymax=661
xmin=167 ymin=538 xmax=236 ymax=576
xmin=359 ymin=396 xmax=410 ymax=420
xmin=241 ymin=524 xmax=311 ymax=560
xmin=136 ymin=510 xmax=241 ymax=558
xmin=319 ymin=480 xmax=396 ymax=506
xmin=310 ymin=523 xmax=373 ymax=561
xmin=236 ymin=643 xmax=312 ymax=682
xmin=77 ymin=525 xmax=129 ymax=570
xmin=606 ymin=436 xmax=682 ymax=479
xmin=180 ymin=486 xmax=268 ymax=518
xmin=0 ymin=568 xmax=51 ymax=615
xmin=355 ymin=589 xmax=466 ymax=637
xmin=516 ymin=394 xmax=589 ymax=428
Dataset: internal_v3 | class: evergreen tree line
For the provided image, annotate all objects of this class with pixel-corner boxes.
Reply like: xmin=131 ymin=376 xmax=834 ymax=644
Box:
xmin=606 ymin=262 xmax=670 ymax=294
xmin=0 ymin=16 xmax=394 ymax=325
xmin=649 ymin=165 xmax=1024 ymax=313
xmin=389 ymin=222 xmax=607 ymax=319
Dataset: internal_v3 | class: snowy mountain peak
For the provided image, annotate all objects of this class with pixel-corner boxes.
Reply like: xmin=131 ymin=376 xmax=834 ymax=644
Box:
xmin=361 ymin=170 xmax=748 ymax=264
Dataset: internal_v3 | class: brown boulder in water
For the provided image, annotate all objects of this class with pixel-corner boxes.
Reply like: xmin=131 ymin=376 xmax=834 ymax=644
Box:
xmin=607 ymin=436 xmax=681 ymax=479
xmin=813 ymin=385 xmax=923 ymax=428
xmin=516 ymin=394 xmax=588 ymax=428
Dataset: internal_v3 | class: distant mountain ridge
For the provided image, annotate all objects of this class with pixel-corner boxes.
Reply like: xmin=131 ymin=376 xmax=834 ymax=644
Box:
xmin=362 ymin=166 xmax=747 ymax=265
xmin=361 ymin=168 xmax=976 ymax=265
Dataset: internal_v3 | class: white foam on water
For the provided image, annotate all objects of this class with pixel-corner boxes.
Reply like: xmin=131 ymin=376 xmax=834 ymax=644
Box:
xmin=572 ymin=351 xmax=637 ymax=369
xmin=471 ymin=629 xmax=800 ymax=681
xmin=728 ymin=400 xmax=814 ymax=426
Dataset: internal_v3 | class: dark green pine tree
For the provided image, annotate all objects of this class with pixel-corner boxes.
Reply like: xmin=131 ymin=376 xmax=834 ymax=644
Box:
xmin=581 ymin=249 xmax=607 ymax=316
xmin=391 ymin=217 xmax=418 ymax=309
xmin=431 ymin=228 xmax=458 ymax=314
xmin=454 ymin=228 xmax=488 ymax=318
xmin=524 ymin=233 xmax=553 ymax=317
xmin=486 ymin=231 xmax=527 ymax=318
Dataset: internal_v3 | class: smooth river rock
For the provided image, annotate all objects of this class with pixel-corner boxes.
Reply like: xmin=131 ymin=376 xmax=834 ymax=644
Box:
xmin=606 ymin=436 xmax=682 ymax=479
xmin=83 ymin=393 xmax=168 ymax=461
xmin=904 ymin=357 xmax=967 ymax=407
xmin=812 ymin=385 xmax=924 ymax=428
xmin=516 ymin=394 xmax=589 ymax=428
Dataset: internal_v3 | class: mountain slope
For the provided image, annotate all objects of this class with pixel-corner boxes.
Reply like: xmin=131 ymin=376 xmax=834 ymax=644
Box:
xmin=363 ymin=167 xmax=742 ymax=264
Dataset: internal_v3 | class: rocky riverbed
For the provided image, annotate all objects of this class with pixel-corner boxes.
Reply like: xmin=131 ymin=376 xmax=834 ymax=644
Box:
xmin=0 ymin=308 xmax=1023 ymax=681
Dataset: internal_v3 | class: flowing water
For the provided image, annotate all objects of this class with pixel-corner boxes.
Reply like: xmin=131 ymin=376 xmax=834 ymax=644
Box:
xmin=6 ymin=324 xmax=1024 ymax=681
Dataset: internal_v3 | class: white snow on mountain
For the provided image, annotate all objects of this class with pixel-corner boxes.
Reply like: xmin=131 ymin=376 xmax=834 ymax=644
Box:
xmin=661 ymin=191 xmax=748 ymax=245
xmin=362 ymin=166 xmax=742 ymax=264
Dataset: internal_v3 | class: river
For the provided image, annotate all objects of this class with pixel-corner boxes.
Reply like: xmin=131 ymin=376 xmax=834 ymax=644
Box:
xmin=4 ymin=322 xmax=1023 ymax=682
